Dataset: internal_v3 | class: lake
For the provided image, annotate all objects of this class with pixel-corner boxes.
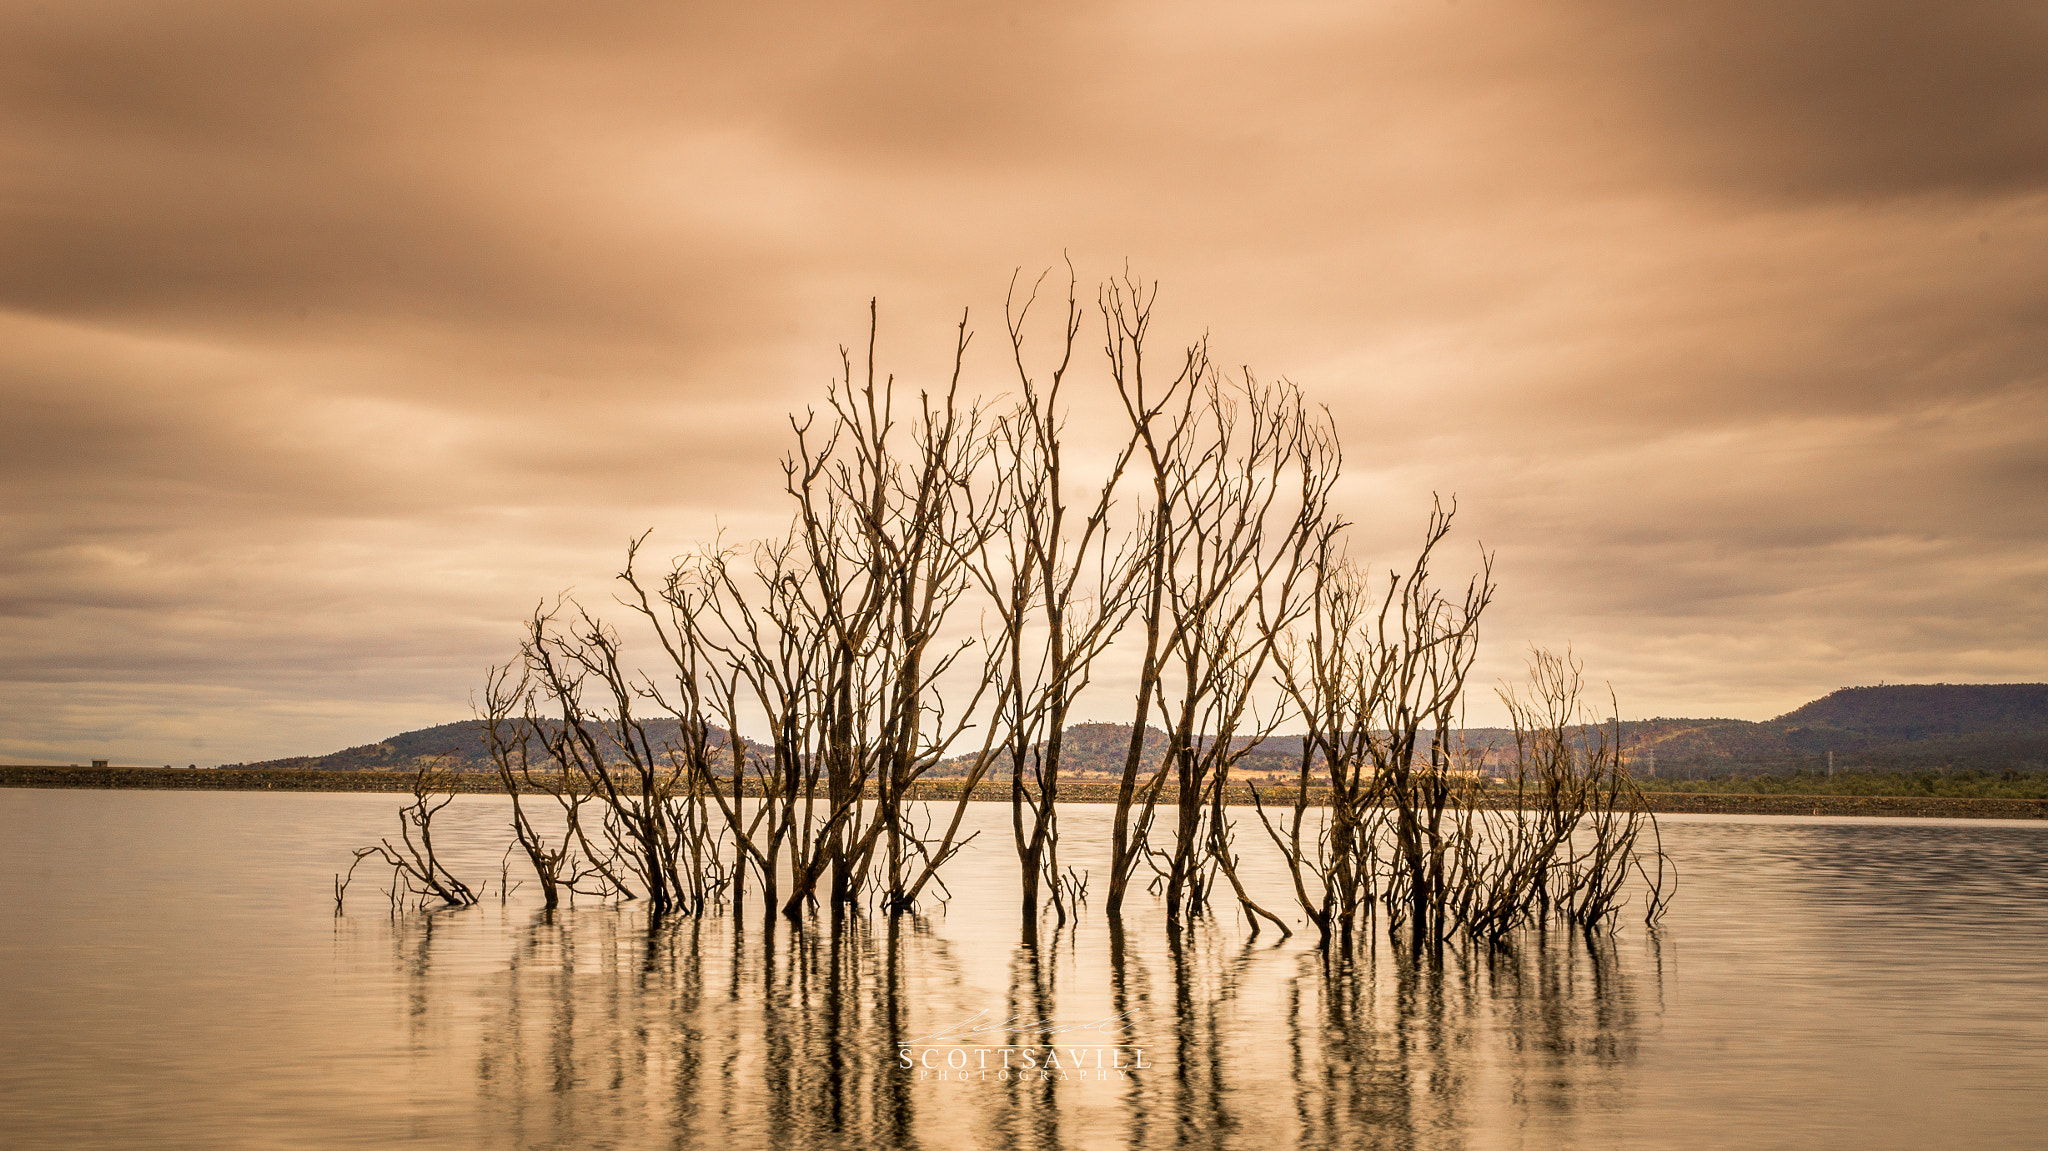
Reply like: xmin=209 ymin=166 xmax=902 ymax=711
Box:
xmin=2 ymin=789 xmax=2044 ymax=1149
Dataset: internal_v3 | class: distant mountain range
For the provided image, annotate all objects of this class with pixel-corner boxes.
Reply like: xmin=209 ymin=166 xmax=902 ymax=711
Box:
xmin=1612 ymin=683 xmax=2048 ymax=776
xmin=237 ymin=683 xmax=2048 ymax=777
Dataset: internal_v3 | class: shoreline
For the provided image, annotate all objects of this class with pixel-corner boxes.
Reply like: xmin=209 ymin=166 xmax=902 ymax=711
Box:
xmin=4 ymin=764 xmax=2044 ymax=820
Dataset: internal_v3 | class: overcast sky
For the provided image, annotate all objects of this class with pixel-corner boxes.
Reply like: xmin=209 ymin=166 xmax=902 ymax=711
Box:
xmin=4 ymin=0 xmax=2044 ymax=765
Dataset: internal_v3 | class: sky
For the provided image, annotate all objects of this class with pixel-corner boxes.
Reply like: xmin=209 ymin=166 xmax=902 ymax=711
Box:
xmin=3 ymin=0 xmax=2044 ymax=765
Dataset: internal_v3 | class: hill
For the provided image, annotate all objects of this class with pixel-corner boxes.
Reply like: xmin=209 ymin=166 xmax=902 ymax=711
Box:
xmin=1623 ymin=683 xmax=2048 ymax=777
xmin=233 ymin=717 xmax=732 ymax=773
xmin=242 ymin=683 xmax=2048 ymax=778
xmin=1775 ymin=682 xmax=2048 ymax=738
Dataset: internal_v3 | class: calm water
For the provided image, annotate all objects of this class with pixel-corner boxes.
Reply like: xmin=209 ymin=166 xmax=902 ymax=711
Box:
xmin=2 ymin=789 xmax=2045 ymax=1150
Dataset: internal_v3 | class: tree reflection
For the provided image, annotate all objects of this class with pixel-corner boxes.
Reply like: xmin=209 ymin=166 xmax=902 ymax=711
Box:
xmin=376 ymin=908 xmax=1657 ymax=1150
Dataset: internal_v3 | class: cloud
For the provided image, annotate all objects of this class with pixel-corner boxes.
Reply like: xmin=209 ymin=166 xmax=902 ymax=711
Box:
xmin=1 ymin=0 xmax=2043 ymax=761
xmin=1569 ymin=0 xmax=2048 ymax=200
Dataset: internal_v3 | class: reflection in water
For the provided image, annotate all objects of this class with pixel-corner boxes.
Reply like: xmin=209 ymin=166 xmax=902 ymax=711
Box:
xmin=453 ymin=911 xmax=949 ymax=1150
xmin=10 ymin=794 xmax=2048 ymax=1151
xmin=1278 ymin=930 xmax=1650 ymax=1151
xmin=993 ymin=925 xmax=1060 ymax=1149
xmin=382 ymin=905 xmax=1658 ymax=1150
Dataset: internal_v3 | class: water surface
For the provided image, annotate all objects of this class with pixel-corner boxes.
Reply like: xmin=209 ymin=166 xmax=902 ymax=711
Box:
xmin=2 ymin=790 xmax=2044 ymax=1149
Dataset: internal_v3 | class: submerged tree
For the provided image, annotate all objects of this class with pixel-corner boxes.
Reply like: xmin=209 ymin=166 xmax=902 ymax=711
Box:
xmin=1257 ymin=544 xmax=1675 ymax=948
xmin=1486 ymin=648 xmax=1674 ymax=933
xmin=774 ymin=304 xmax=1009 ymax=915
xmin=1252 ymin=499 xmax=1493 ymax=945
xmin=599 ymin=302 xmax=1016 ymax=923
xmin=344 ymin=269 xmax=1671 ymax=949
xmin=1095 ymin=274 xmax=1336 ymax=937
xmin=972 ymin=266 xmax=1144 ymax=933
xmin=475 ymin=662 xmax=615 ymax=910
xmin=338 ymin=761 xmax=479 ymax=912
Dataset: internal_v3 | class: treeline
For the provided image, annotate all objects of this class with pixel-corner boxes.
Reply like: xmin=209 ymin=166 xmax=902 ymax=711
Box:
xmin=1630 ymin=732 xmax=2048 ymax=778
xmin=1640 ymin=768 xmax=2048 ymax=801
xmin=341 ymin=273 xmax=1668 ymax=948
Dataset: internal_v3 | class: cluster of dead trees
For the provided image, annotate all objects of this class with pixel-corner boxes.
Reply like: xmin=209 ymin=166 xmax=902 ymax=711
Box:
xmin=338 ymin=271 xmax=1670 ymax=945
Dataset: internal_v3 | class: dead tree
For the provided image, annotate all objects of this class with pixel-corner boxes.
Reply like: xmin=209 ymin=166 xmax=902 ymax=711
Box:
xmin=1257 ymin=502 xmax=1491 ymax=946
xmin=344 ymin=761 xmax=479 ymax=910
xmin=1366 ymin=501 xmax=1494 ymax=940
xmin=1492 ymin=649 xmax=1673 ymax=932
xmin=422 ymin=275 xmax=1677 ymax=946
xmin=1099 ymin=274 xmax=1335 ymax=935
xmin=748 ymin=302 xmax=1008 ymax=917
xmin=1101 ymin=276 xmax=1183 ymax=921
xmin=627 ymin=536 xmax=788 ymax=923
xmin=1257 ymin=539 xmax=1380 ymax=948
xmin=970 ymin=265 xmax=1144 ymax=932
xmin=505 ymin=305 xmax=1008 ymax=927
xmin=518 ymin=600 xmax=730 ymax=919
xmin=477 ymin=662 xmax=613 ymax=910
